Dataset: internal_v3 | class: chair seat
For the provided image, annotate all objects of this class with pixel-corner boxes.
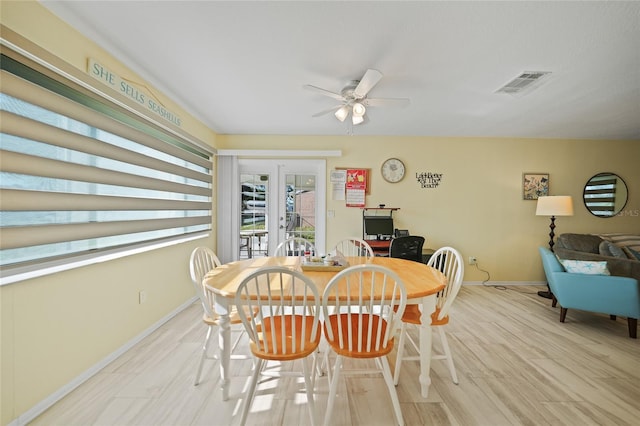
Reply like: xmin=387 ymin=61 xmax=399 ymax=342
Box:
xmin=324 ymin=313 xmax=394 ymax=358
xmin=250 ymin=315 xmax=321 ymax=361
xmin=400 ymin=304 xmax=449 ymax=326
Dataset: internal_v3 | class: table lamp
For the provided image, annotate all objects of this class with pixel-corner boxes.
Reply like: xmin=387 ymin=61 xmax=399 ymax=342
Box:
xmin=536 ymin=195 xmax=574 ymax=298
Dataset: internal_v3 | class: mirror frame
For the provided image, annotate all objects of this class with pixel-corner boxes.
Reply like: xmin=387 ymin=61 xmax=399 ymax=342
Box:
xmin=583 ymin=172 xmax=628 ymax=218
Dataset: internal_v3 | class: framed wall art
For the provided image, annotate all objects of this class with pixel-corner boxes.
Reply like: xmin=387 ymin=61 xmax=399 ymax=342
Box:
xmin=523 ymin=173 xmax=549 ymax=200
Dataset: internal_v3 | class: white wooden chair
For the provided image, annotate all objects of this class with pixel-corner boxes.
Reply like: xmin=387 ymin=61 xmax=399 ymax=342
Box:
xmin=322 ymin=264 xmax=407 ymax=426
xmin=234 ymin=266 xmax=322 ymax=426
xmin=332 ymin=237 xmax=374 ymax=258
xmin=189 ymin=247 xmax=255 ymax=386
xmin=393 ymin=246 xmax=464 ymax=386
xmin=274 ymin=236 xmax=316 ymax=256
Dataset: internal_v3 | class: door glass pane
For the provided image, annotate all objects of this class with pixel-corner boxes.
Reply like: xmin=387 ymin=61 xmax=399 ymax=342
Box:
xmin=285 ymin=174 xmax=316 ymax=246
xmin=240 ymin=174 xmax=269 ymax=258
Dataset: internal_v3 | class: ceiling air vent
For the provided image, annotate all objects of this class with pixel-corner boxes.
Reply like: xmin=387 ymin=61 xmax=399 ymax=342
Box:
xmin=496 ymin=71 xmax=551 ymax=95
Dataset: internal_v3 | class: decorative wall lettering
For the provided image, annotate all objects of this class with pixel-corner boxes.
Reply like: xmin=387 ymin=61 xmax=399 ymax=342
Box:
xmin=88 ymin=58 xmax=182 ymax=127
xmin=416 ymin=172 xmax=443 ymax=188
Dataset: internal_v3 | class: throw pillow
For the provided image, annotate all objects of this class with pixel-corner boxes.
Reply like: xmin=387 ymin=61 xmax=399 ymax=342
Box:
xmin=560 ymin=259 xmax=611 ymax=275
xmin=598 ymin=234 xmax=640 ymax=252
xmin=623 ymin=247 xmax=640 ymax=261
xmin=599 ymin=240 xmax=627 ymax=259
xmin=598 ymin=240 xmax=613 ymax=257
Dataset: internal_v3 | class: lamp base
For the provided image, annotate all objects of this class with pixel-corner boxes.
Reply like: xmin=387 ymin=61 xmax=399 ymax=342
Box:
xmin=538 ymin=215 xmax=558 ymax=300
xmin=537 ymin=290 xmax=553 ymax=299
xmin=538 ymin=282 xmax=553 ymax=299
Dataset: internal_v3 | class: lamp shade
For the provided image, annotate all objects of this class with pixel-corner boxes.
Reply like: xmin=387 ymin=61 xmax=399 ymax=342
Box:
xmin=352 ymin=102 xmax=366 ymax=117
xmin=334 ymin=105 xmax=349 ymax=122
xmin=536 ymin=196 xmax=574 ymax=216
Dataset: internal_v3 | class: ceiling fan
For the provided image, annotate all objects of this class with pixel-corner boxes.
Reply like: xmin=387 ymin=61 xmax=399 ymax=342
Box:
xmin=303 ymin=69 xmax=410 ymax=126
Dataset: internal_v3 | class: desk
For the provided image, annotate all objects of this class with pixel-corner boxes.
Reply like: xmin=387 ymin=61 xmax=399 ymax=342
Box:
xmin=204 ymin=256 xmax=445 ymax=400
xmin=239 ymin=230 xmax=268 ymax=258
xmin=367 ymin=239 xmax=391 ymax=256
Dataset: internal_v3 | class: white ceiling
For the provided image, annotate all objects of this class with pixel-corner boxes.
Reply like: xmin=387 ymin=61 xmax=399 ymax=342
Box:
xmin=41 ymin=1 xmax=640 ymax=140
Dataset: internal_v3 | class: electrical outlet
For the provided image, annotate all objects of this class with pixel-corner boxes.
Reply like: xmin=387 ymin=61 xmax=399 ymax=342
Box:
xmin=469 ymin=256 xmax=477 ymax=265
xmin=139 ymin=290 xmax=147 ymax=304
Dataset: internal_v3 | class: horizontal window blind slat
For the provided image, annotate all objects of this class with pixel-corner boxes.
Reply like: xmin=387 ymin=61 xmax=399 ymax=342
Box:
xmin=585 ymin=206 xmax=615 ymax=213
xmin=588 ymin=178 xmax=617 ymax=185
xmin=0 ymin=150 xmax=211 ymax=197
xmin=0 ymin=216 xmax=211 ymax=250
xmin=0 ymin=189 xmax=211 ymax=211
xmin=1 ymin=70 xmax=212 ymax=169
xmin=585 ymin=197 xmax=616 ymax=203
xmin=584 ymin=189 xmax=617 ymax=196
xmin=1 ymin=110 xmax=212 ymax=184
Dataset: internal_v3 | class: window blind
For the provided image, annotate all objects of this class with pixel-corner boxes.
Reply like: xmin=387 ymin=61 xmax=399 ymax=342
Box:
xmin=0 ymin=54 xmax=213 ymax=270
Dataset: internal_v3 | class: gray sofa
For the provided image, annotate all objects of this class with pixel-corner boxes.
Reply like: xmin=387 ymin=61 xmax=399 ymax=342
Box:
xmin=554 ymin=233 xmax=640 ymax=282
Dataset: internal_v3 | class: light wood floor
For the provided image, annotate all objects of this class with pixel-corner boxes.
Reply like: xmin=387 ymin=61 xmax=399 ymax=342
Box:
xmin=31 ymin=285 xmax=640 ymax=426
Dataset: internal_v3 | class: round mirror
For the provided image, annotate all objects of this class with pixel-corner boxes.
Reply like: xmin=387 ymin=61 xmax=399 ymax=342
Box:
xmin=583 ymin=173 xmax=628 ymax=217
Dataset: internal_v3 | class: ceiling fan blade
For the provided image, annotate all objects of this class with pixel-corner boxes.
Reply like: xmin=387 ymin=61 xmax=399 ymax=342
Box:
xmin=365 ymin=97 xmax=411 ymax=107
xmin=312 ymin=105 xmax=343 ymax=117
xmin=354 ymin=69 xmax=383 ymax=98
xmin=303 ymin=84 xmax=344 ymax=100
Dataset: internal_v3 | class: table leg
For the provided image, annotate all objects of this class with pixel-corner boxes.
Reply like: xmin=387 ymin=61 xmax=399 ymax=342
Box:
xmin=419 ymin=294 xmax=437 ymax=398
xmin=215 ymin=297 xmax=231 ymax=400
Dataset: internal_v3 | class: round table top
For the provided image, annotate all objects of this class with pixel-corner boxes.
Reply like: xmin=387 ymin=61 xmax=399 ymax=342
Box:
xmin=204 ymin=256 xmax=446 ymax=300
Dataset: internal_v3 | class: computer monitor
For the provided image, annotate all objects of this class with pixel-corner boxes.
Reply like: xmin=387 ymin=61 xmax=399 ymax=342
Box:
xmin=364 ymin=217 xmax=394 ymax=239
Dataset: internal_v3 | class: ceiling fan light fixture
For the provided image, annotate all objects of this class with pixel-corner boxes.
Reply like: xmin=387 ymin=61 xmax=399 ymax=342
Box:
xmin=307 ymin=69 xmax=409 ymax=127
xmin=352 ymin=102 xmax=366 ymax=117
xmin=334 ymin=105 xmax=349 ymax=122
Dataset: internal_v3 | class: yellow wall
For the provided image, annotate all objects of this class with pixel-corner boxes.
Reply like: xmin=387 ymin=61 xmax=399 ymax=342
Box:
xmin=2 ymin=2 xmax=639 ymax=425
xmin=219 ymin=135 xmax=640 ymax=282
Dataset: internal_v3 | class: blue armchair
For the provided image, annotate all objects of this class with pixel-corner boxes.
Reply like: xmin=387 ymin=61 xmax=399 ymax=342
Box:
xmin=538 ymin=247 xmax=640 ymax=338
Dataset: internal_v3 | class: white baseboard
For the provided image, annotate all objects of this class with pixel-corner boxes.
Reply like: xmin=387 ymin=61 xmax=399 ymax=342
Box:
xmin=8 ymin=296 xmax=198 ymax=426
xmin=462 ymin=281 xmax=546 ymax=286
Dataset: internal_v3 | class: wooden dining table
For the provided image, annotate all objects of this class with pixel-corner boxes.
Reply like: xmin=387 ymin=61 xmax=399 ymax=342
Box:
xmin=203 ymin=256 xmax=446 ymax=400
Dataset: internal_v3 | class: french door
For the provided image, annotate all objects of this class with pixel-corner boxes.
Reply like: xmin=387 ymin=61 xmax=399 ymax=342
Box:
xmin=238 ymin=159 xmax=326 ymax=258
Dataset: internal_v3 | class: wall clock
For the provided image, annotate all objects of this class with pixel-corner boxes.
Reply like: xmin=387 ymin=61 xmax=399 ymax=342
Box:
xmin=381 ymin=158 xmax=406 ymax=183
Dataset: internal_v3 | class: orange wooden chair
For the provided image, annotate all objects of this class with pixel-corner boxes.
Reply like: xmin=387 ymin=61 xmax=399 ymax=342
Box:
xmin=393 ymin=246 xmax=464 ymax=386
xmin=234 ymin=266 xmax=322 ymax=426
xmin=189 ymin=247 xmax=256 ymax=386
xmin=274 ymin=236 xmax=316 ymax=256
xmin=332 ymin=237 xmax=375 ymax=258
xmin=322 ymin=264 xmax=407 ymax=426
